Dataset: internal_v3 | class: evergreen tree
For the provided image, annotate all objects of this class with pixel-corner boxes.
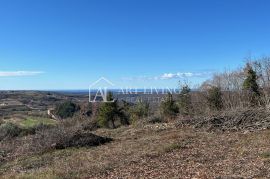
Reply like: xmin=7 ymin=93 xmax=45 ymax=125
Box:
xmin=178 ymin=85 xmax=192 ymax=115
xmin=55 ymin=101 xmax=80 ymax=119
xmin=160 ymin=93 xmax=179 ymax=120
xmin=97 ymin=92 xmax=119 ymax=128
xmin=207 ymin=86 xmax=223 ymax=110
xmin=130 ymin=100 xmax=149 ymax=123
xmin=117 ymin=100 xmax=132 ymax=125
xmin=243 ymin=63 xmax=260 ymax=95
xmin=243 ymin=63 xmax=260 ymax=105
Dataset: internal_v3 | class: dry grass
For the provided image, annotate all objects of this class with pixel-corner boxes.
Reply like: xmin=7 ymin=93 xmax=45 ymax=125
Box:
xmin=0 ymin=122 xmax=270 ymax=178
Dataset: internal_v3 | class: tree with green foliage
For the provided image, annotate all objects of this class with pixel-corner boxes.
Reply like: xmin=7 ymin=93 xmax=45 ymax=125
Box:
xmin=178 ymin=85 xmax=192 ymax=115
xmin=243 ymin=63 xmax=261 ymax=106
xmin=117 ymin=100 xmax=132 ymax=125
xmin=130 ymin=100 xmax=150 ymax=123
xmin=55 ymin=101 xmax=80 ymax=119
xmin=97 ymin=92 xmax=127 ymax=128
xmin=160 ymin=93 xmax=179 ymax=120
xmin=243 ymin=63 xmax=260 ymax=95
xmin=98 ymin=92 xmax=117 ymax=128
xmin=206 ymin=86 xmax=223 ymax=110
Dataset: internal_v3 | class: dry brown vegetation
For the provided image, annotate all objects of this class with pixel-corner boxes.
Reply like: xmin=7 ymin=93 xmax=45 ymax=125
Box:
xmin=0 ymin=120 xmax=270 ymax=178
xmin=2 ymin=57 xmax=270 ymax=178
xmin=178 ymin=107 xmax=270 ymax=132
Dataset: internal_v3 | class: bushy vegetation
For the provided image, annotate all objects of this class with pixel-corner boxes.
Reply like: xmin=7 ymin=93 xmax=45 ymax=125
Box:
xmin=178 ymin=85 xmax=192 ymax=115
xmin=3 ymin=57 xmax=270 ymax=178
xmin=97 ymin=92 xmax=128 ymax=128
xmin=0 ymin=122 xmax=36 ymax=141
xmin=243 ymin=63 xmax=260 ymax=95
xmin=160 ymin=93 xmax=179 ymax=121
xmin=55 ymin=101 xmax=80 ymax=119
xmin=0 ymin=122 xmax=22 ymax=140
xmin=34 ymin=57 xmax=270 ymax=129
xmin=0 ymin=117 xmax=56 ymax=141
xmin=243 ymin=63 xmax=261 ymax=106
xmin=146 ymin=115 xmax=163 ymax=124
xmin=129 ymin=100 xmax=150 ymax=124
xmin=80 ymin=103 xmax=93 ymax=117
xmin=197 ymin=57 xmax=270 ymax=110
xmin=206 ymin=86 xmax=223 ymax=111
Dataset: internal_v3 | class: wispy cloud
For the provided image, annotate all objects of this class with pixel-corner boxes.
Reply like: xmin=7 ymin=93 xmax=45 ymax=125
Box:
xmin=0 ymin=71 xmax=44 ymax=77
xmin=160 ymin=72 xmax=212 ymax=80
xmin=122 ymin=71 xmax=214 ymax=81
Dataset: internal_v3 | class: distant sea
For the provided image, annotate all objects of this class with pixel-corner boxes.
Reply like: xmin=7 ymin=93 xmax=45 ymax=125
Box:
xmin=47 ymin=89 xmax=181 ymax=95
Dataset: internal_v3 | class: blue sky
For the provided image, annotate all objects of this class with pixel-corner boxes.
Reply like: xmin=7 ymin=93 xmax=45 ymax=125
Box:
xmin=1 ymin=0 xmax=270 ymax=90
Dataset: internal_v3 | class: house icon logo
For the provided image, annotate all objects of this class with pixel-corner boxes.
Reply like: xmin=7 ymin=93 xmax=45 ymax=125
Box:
xmin=89 ymin=77 xmax=115 ymax=103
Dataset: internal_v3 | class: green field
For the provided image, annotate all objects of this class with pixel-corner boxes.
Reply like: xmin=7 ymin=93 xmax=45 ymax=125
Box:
xmin=19 ymin=117 xmax=57 ymax=128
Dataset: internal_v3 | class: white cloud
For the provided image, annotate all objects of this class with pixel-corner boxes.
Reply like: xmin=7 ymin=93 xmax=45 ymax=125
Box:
xmin=122 ymin=71 xmax=213 ymax=81
xmin=0 ymin=71 xmax=44 ymax=77
xmin=160 ymin=72 xmax=211 ymax=79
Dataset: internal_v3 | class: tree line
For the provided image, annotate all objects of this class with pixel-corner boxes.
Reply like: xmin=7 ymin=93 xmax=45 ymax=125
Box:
xmin=54 ymin=56 xmax=270 ymax=129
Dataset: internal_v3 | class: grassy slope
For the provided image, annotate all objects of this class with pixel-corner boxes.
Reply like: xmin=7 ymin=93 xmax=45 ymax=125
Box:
xmin=19 ymin=117 xmax=57 ymax=128
xmin=1 ymin=123 xmax=270 ymax=178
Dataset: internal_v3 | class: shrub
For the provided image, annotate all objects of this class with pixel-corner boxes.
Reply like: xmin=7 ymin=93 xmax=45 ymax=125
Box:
xmin=147 ymin=115 xmax=163 ymax=124
xmin=97 ymin=92 xmax=121 ymax=128
xmin=178 ymin=85 xmax=192 ymax=115
xmin=0 ymin=124 xmax=112 ymax=162
xmin=81 ymin=103 xmax=92 ymax=117
xmin=117 ymin=100 xmax=132 ymax=125
xmin=81 ymin=119 xmax=98 ymax=131
xmin=243 ymin=63 xmax=260 ymax=95
xmin=130 ymin=100 xmax=150 ymax=124
xmin=206 ymin=86 xmax=223 ymax=110
xmin=0 ymin=122 xmax=22 ymax=140
xmin=55 ymin=101 xmax=80 ymax=119
xmin=54 ymin=131 xmax=112 ymax=149
xmin=0 ymin=121 xmax=55 ymax=141
xmin=160 ymin=93 xmax=179 ymax=121
xmin=243 ymin=63 xmax=261 ymax=105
